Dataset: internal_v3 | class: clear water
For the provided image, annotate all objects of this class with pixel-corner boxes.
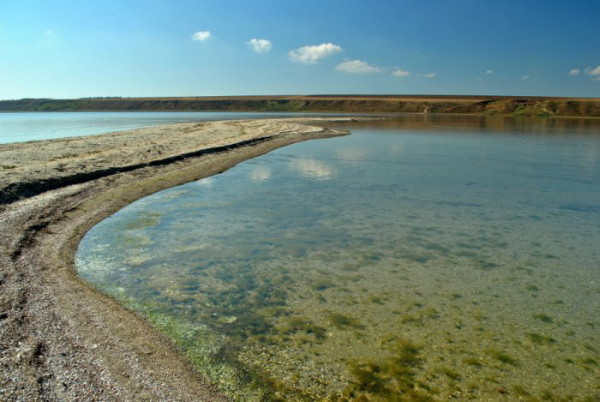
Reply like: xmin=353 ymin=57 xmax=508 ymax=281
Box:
xmin=76 ymin=116 xmax=600 ymax=401
xmin=0 ymin=111 xmax=334 ymax=144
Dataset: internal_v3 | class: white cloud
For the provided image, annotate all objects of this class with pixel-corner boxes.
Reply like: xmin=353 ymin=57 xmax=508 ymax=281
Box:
xmin=192 ymin=31 xmax=211 ymax=42
xmin=569 ymin=69 xmax=581 ymax=76
xmin=246 ymin=38 xmax=272 ymax=54
xmin=392 ymin=69 xmax=410 ymax=77
xmin=485 ymin=70 xmax=494 ymax=75
xmin=288 ymin=43 xmax=342 ymax=64
xmin=521 ymin=75 xmax=531 ymax=81
xmin=421 ymin=73 xmax=436 ymax=78
xmin=587 ymin=66 xmax=600 ymax=76
xmin=336 ymin=59 xmax=381 ymax=74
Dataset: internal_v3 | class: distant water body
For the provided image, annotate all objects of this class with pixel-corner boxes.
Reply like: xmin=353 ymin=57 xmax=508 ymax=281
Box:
xmin=77 ymin=115 xmax=600 ymax=401
xmin=0 ymin=111 xmax=336 ymax=144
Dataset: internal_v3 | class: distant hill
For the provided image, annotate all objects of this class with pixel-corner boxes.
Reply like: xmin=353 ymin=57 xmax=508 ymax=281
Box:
xmin=1 ymin=95 xmax=599 ymax=117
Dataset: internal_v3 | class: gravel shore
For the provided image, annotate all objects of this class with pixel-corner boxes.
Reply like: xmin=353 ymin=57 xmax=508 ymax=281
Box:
xmin=0 ymin=118 xmax=348 ymax=401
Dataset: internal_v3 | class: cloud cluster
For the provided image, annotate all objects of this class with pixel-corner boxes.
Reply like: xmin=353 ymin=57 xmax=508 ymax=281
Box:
xmin=587 ymin=66 xmax=600 ymax=74
xmin=569 ymin=66 xmax=600 ymax=80
xmin=288 ymin=43 xmax=342 ymax=64
xmin=246 ymin=38 xmax=272 ymax=54
xmin=192 ymin=31 xmax=211 ymax=41
xmin=190 ymin=31 xmax=440 ymax=80
xmin=392 ymin=69 xmax=410 ymax=77
xmin=336 ymin=59 xmax=381 ymax=74
xmin=485 ymin=70 xmax=494 ymax=75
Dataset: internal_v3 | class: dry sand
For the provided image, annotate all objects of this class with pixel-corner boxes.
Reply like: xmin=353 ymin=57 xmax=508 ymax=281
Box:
xmin=0 ymin=118 xmax=349 ymax=401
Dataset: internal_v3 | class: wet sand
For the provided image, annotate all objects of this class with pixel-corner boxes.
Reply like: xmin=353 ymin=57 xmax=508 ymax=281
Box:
xmin=0 ymin=118 xmax=349 ymax=400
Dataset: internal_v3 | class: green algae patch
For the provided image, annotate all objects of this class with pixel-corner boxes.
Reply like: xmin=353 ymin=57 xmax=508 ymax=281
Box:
xmin=282 ymin=316 xmax=328 ymax=340
xmin=526 ymin=332 xmax=556 ymax=346
xmin=343 ymin=339 xmax=435 ymax=401
xmin=486 ymin=349 xmax=518 ymax=366
xmin=532 ymin=313 xmax=554 ymax=323
xmin=146 ymin=312 xmax=267 ymax=401
xmin=326 ymin=312 xmax=365 ymax=330
xmin=123 ymin=212 xmax=162 ymax=230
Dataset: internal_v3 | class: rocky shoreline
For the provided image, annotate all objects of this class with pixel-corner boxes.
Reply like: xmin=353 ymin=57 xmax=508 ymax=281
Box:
xmin=0 ymin=119 xmax=348 ymax=401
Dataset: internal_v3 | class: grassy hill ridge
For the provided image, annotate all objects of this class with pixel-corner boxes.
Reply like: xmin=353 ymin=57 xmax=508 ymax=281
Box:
xmin=1 ymin=95 xmax=599 ymax=117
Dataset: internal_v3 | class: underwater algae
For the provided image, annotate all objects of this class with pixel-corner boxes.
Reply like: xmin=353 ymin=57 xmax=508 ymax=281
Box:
xmin=78 ymin=122 xmax=600 ymax=400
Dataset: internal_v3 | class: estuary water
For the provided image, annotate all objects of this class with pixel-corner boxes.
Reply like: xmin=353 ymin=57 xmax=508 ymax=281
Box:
xmin=76 ymin=116 xmax=600 ymax=401
xmin=0 ymin=111 xmax=329 ymax=143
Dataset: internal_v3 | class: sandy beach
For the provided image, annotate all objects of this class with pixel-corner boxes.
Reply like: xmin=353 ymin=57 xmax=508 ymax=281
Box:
xmin=0 ymin=118 xmax=349 ymax=400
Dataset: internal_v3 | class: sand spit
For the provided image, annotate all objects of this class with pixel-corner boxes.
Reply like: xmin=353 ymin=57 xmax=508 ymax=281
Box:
xmin=0 ymin=118 xmax=349 ymax=401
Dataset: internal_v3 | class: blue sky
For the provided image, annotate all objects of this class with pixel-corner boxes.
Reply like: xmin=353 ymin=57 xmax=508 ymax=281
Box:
xmin=1 ymin=0 xmax=599 ymax=99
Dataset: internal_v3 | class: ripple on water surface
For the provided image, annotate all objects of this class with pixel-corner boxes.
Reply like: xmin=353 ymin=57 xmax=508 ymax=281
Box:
xmin=77 ymin=117 xmax=600 ymax=401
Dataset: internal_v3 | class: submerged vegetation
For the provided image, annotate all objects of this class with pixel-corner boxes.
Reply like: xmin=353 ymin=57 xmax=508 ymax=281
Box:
xmin=342 ymin=339 xmax=435 ymax=401
xmin=77 ymin=123 xmax=600 ymax=401
xmin=326 ymin=313 xmax=365 ymax=330
xmin=86 ymin=231 xmax=600 ymax=401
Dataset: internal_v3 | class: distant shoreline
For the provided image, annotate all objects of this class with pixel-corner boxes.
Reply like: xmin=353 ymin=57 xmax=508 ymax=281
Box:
xmin=1 ymin=95 xmax=599 ymax=117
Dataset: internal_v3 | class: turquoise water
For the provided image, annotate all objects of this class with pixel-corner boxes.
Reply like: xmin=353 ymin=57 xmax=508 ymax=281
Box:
xmin=0 ymin=111 xmax=333 ymax=143
xmin=77 ymin=116 xmax=600 ymax=401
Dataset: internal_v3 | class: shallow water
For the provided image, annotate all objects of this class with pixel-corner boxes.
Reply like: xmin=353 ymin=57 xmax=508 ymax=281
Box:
xmin=77 ymin=116 xmax=600 ymax=401
xmin=0 ymin=111 xmax=333 ymax=143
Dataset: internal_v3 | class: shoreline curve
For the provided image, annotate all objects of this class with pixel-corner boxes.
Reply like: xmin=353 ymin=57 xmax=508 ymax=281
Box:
xmin=0 ymin=118 xmax=349 ymax=400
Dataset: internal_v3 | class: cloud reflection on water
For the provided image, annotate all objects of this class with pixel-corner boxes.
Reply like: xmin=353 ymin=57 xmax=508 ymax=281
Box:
xmin=196 ymin=177 xmax=214 ymax=187
xmin=334 ymin=147 xmax=370 ymax=162
xmin=289 ymin=158 xmax=337 ymax=181
xmin=249 ymin=166 xmax=272 ymax=182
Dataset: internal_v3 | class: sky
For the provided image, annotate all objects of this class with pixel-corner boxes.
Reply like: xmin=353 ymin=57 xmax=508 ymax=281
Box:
xmin=1 ymin=0 xmax=599 ymax=99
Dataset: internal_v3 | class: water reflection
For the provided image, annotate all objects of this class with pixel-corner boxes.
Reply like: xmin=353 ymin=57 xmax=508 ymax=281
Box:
xmin=582 ymin=143 xmax=600 ymax=177
xmin=196 ymin=177 xmax=214 ymax=187
xmin=289 ymin=157 xmax=337 ymax=180
xmin=77 ymin=117 xmax=600 ymax=401
xmin=249 ymin=166 xmax=272 ymax=182
xmin=334 ymin=147 xmax=370 ymax=162
xmin=326 ymin=113 xmax=600 ymax=137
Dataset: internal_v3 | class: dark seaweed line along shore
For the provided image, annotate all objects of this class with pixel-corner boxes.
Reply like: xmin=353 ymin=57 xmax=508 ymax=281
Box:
xmin=0 ymin=118 xmax=348 ymax=401
xmin=0 ymin=136 xmax=274 ymax=205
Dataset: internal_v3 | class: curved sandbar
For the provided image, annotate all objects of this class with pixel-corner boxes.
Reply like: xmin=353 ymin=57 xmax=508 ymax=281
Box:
xmin=0 ymin=118 xmax=349 ymax=400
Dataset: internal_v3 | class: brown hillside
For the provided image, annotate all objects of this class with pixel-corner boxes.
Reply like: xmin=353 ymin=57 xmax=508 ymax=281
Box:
xmin=0 ymin=95 xmax=599 ymax=117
